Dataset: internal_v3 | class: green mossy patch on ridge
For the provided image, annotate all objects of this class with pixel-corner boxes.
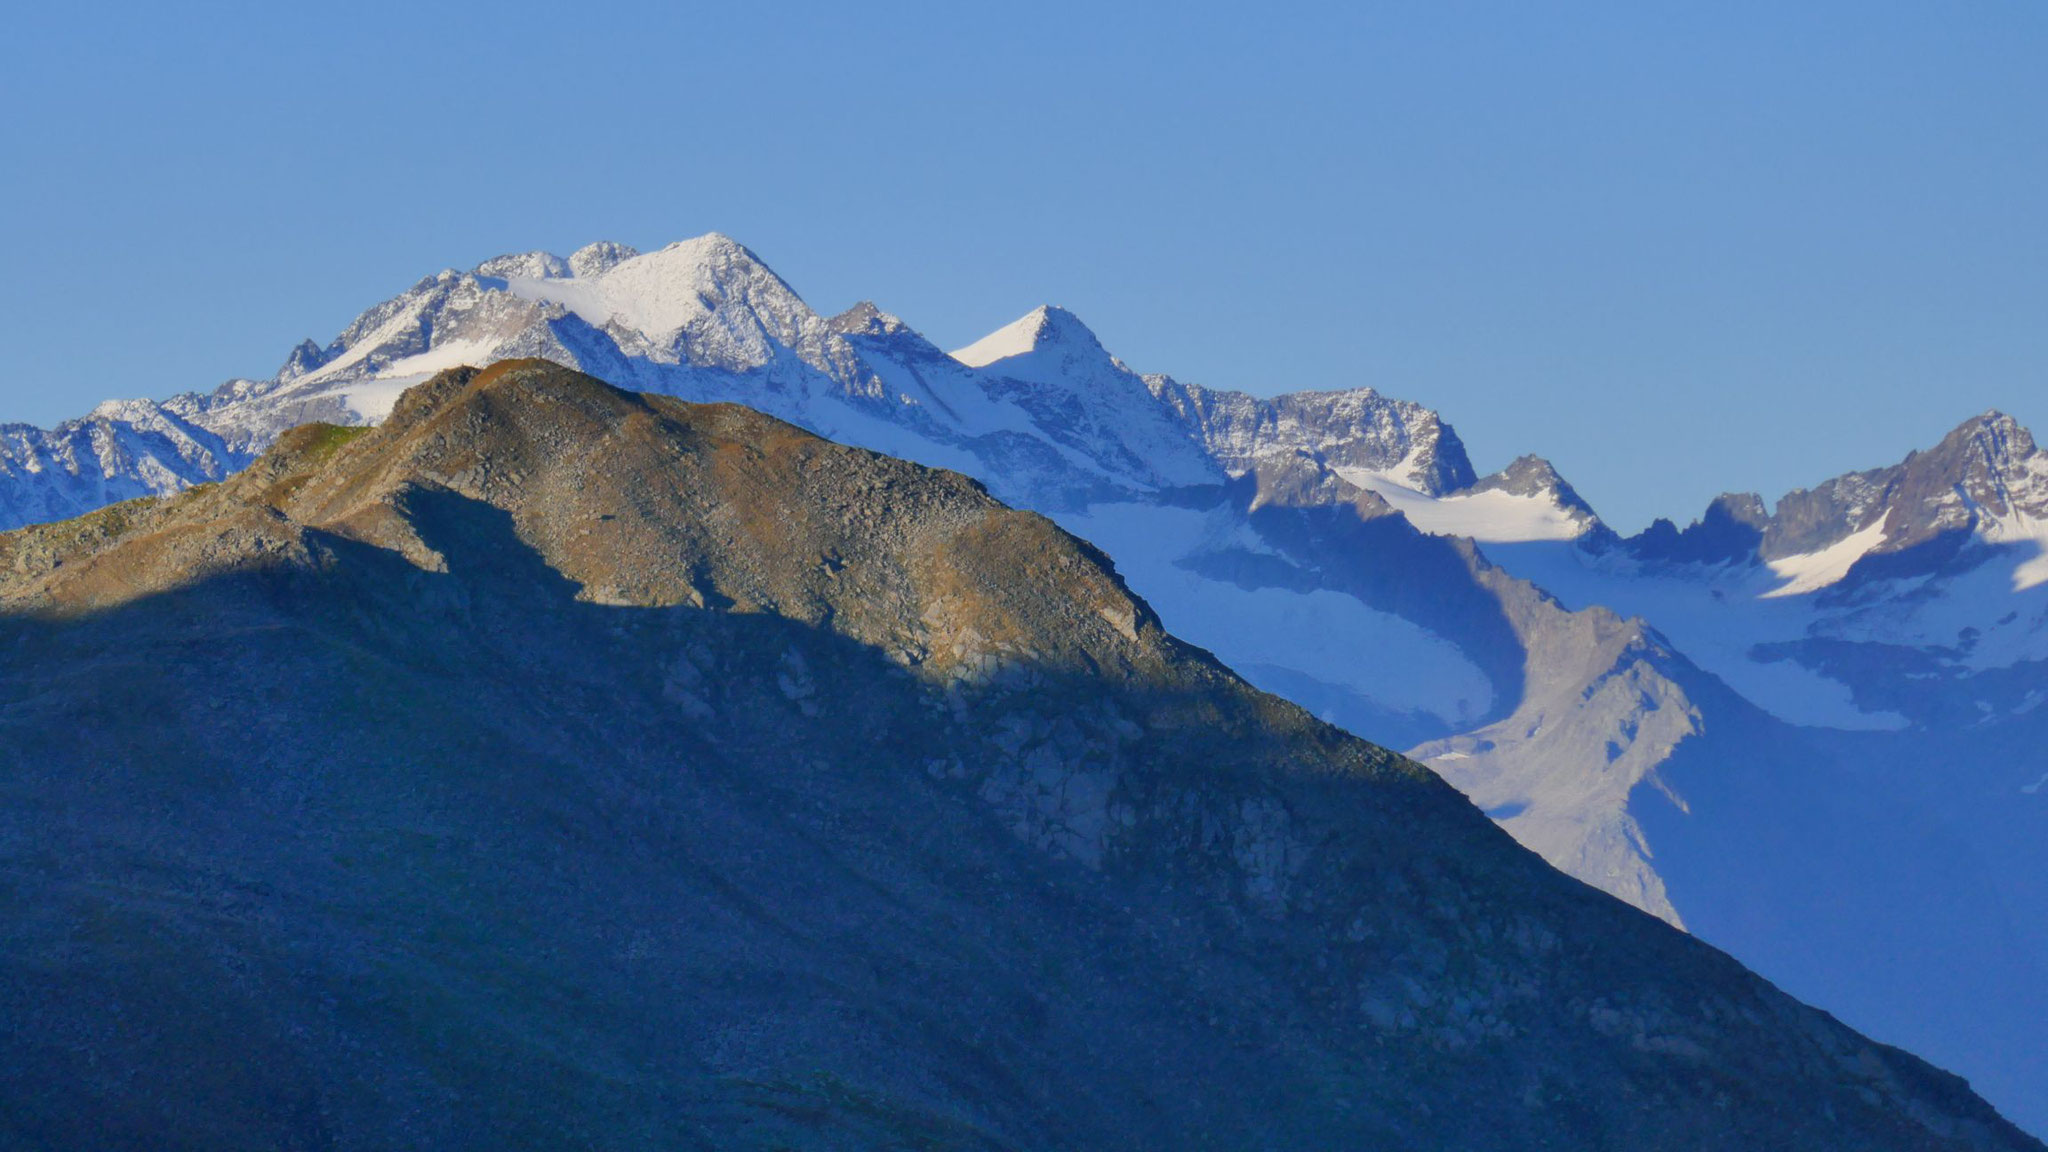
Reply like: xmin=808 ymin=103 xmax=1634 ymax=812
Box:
xmin=267 ymin=421 xmax=374 ymax=469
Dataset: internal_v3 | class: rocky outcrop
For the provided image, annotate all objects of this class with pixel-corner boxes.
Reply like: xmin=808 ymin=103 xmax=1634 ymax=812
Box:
xmin=1150 ymin=378 xmax=1479 ymax=495
xmin=1625 ymin=411 xmax=2048 ymax=576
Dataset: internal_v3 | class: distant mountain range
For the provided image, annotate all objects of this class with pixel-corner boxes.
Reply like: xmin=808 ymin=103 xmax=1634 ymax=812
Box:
xmin=1 ymin=358 xmax=2034 ymax=1149
xmin=6 ymin=234 xmax=2046 ymax=1134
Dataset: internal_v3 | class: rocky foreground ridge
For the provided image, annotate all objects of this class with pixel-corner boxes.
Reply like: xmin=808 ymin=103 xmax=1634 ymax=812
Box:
xmin=0 ymin=361 xmax=2035 ymax=1151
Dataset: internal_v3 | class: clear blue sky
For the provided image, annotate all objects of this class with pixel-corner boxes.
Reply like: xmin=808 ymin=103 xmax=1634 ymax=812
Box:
xmin=5 ymin=1 xmax=2044 ymax=531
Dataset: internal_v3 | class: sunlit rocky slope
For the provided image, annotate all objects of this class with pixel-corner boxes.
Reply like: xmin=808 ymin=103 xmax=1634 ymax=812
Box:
xmin=1 ymin=360 xmax=2035 ymax=1150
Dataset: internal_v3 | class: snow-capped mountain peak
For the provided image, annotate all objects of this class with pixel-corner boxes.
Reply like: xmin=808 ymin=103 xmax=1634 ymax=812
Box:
xmin=1503 ymin=409 xmax=2048 ymax=732
xmin=0 ymin=237 xmax=1257 ymax=524
xmin=567 ymin=240 xmax=638 ymax=278
xmin=86 ymin=397 xmax=167 ymax=424
xmin=1908 ymin=409 xmax=2041 ymax=516
xmin=827 ymin=300 xmax=915 ymax=340
xmin=1619 ymin=409 xmax=2048 ymax=589
xmin=474 ymin=250 xmax=571 ymax=281
xmin=163 ymin=233 xmax=861 ymax=439
xmin=949 ymin=305 xmax=1116 ymax=377
xmin=1149 ymin=382 xmax=1477 ymax=496
xmin=485 ymin=233 xmax=818 ymax=352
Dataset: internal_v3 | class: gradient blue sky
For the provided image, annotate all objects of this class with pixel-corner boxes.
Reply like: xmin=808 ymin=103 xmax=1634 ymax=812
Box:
xmin=5 ymin=1 xmax=2044 ymax=531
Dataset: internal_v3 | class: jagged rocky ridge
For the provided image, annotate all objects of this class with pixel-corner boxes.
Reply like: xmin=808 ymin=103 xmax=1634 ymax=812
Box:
xmin=1627 ymin=412 xmax=2048 ymax=572
xmin=8 ymin=234 xmax=2048 ymax=1133
xmin=0 ymin=237 xmax=1492 ymax=527
xmin=0 ymin=359 xmax=2035 ymax=1150
xmin=0 ymin=400 xmax=244 ymax=530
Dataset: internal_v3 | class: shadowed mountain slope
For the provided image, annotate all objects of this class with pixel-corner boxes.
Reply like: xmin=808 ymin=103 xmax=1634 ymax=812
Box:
xmin=0 ymin=360 xmax=2035 ymax=1151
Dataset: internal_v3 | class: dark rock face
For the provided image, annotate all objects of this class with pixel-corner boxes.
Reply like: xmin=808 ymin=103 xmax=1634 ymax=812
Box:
xmin=0 ymin=361 xmax=2034 ymax=1151
xmin=1628 ymin=493 xmax=1770 ymax=566
xmin=1469 ymin=455 xmax=1582 ymax=507
xmin=1626 ymin=412 xmax=2048 ymax=573
xmin=276 ymin=337 xmax=333 ymax=381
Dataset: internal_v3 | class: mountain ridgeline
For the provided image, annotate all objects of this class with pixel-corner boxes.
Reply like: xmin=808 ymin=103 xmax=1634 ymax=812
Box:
xmin=0 ymin=360 xmax=2034 ymax=1150
xmin=8 ymin=234 xmax=2048 ymax=1134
